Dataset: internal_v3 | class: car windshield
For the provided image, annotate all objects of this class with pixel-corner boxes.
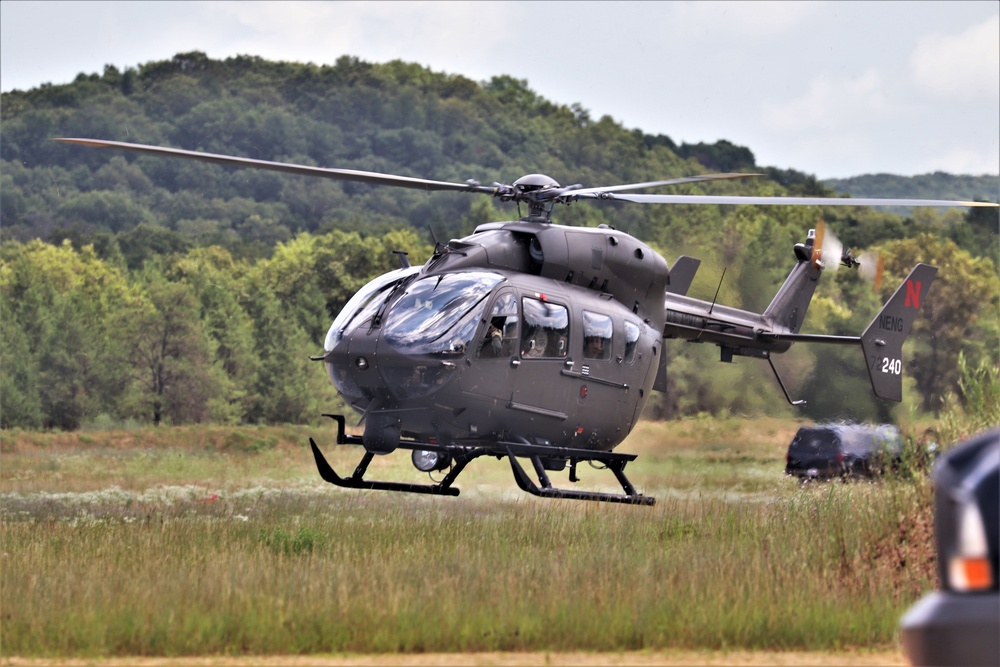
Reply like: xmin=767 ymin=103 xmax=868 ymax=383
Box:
xmin=383 ymin=272 xmax=504 ymax=356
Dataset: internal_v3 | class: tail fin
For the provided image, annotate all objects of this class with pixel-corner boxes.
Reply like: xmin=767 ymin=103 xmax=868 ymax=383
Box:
xmin=761 ymin=250 xmax=822 ymax=333
xmin=667 ymin=256 xmax=700 ymax=295
xmin=861 ymin=263 xmax=937 ymax=401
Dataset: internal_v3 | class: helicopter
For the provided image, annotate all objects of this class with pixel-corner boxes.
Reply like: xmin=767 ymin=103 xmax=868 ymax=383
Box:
xmin=55 ymin=137 xmax=999 ymax=505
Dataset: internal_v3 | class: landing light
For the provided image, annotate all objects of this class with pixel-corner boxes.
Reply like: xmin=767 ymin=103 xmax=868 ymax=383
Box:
xmin=412 ymin=449 xmax=451 ymax=472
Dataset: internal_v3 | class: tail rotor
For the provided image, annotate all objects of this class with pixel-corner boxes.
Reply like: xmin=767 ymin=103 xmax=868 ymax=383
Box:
xmin=813 ymin=220 xmax=884 ymax=291
xmin=811 ymin=220 xmax=845 ymax=271
xmin=858 ymin=250 xmax=885 ymax=292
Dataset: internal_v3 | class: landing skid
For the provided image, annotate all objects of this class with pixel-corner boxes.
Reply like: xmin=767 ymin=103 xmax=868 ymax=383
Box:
xmin=309 ymin=414 xmax=654 ymax=505
xmin=507 ymin=454 xmax=654 ymax=505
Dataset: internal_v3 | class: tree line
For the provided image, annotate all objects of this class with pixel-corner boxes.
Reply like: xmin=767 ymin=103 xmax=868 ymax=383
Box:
xmin=1 ymin=229 xmax=431 ymax=429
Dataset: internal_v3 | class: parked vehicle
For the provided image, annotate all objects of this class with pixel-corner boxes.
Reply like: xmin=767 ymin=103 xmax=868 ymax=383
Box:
xmin=899 ymin=427 xmax=999 ymax=666
xmin=784 ymin=423 xmax=903 ymax=480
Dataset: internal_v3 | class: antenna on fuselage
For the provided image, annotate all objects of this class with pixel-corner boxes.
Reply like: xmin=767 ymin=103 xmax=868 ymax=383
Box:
xmin=708 ymin=267 xmax=727 ymax=316
xmin=393 ymin=250 xmax=411 ymax=269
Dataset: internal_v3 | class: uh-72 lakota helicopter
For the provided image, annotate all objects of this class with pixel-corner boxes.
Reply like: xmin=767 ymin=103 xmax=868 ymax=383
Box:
xmin=56 ymin=138 xmax=999 ymax=505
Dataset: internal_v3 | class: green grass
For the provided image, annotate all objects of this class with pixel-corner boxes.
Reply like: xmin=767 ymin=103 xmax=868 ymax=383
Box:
xmin=0 ymin=418 xmax=936 ymax=657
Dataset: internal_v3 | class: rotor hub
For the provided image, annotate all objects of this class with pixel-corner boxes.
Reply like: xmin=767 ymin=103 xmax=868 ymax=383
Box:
xmin=513 ymin=173 xmax=560 ymax=193
xmin=510 ymin=174 xmax=561 ymax=221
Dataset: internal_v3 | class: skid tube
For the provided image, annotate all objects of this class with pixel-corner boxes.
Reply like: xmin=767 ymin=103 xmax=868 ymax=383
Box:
xmin=507 ymin=451 xmax=655 ymax=505
xmin=309 ymin=414 xmax=655 ymax=505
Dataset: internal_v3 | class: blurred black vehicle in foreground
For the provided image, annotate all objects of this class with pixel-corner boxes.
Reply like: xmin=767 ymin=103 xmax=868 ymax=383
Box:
xmin=900 ymin=427 xmax=999 ymax=667
xmin=784 ymin=423 xmax=903 ymax=480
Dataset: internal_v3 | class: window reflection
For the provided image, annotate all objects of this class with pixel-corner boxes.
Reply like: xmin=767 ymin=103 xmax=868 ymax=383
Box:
xmin=325 ymin=266 xmax=420 ymax=351
xmin=583 ymin=311 xmax=613 ymax=360
xmin=479 ymin=292 xmax=519 ymax=358
xmin=624 ymin=321 xmax=640 ymax=364
xmin=521 ymin=297 xmax=569 ymax=359
xmin=383 ymin=272 xmax=504 ymax=356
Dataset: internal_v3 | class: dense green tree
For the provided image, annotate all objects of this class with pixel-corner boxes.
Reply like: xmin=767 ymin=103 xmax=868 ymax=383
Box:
xmin=166 ymin=247 xmax=259 ymax=422
xmin=56 ymin=190 xmax=154 ymax=232
xmin=115 ymin=273 xmax=229 ymax=425
xmin=879 ymin=234 xmax=998 ymax=413
xmin=239 ymin=275 xmax=331 ymax=424
xmin=946 ymin=206 xmax=1000 ymax=261
xmin=0 ymin=240 xmax=131 ymax=428
xmin=117 ymin=223 xmax=192 ymax=270
xmin=825 ymin=172 xmax=999 ymax=215
xmin=675 ymin=139 xmax=756 ymax=173
xmin=0 ymin=293 xmax=44 ymax=429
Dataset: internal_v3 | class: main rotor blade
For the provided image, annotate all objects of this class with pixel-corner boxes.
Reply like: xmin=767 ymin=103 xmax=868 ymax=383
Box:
xmin=567 ymin=173 xmax=760 ymax=197
xmin=53 ymin=138 xmax=496 ymax=195
xmin=592 ymin=193 xmax=999 ymax=208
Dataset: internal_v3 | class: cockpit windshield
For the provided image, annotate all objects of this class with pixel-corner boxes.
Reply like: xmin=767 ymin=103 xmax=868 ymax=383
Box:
xmin=324 ymin=266 xmax=420 ymax=352
xmin=384 ymin=272 xmax=504 ymax=356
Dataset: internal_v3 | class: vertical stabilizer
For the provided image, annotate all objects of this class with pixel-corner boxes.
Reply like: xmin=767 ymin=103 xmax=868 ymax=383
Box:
xmin=861 ymin=263 xmax=937 ymax=401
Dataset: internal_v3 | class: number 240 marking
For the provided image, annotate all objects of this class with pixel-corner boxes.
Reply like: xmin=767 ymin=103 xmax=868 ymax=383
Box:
xmin=881 ymin=358 xmax=902 ymax=375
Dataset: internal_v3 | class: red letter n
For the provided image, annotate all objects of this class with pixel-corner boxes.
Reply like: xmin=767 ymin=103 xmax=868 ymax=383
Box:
xmin=905 ymin=280 xmax=922 ymax=309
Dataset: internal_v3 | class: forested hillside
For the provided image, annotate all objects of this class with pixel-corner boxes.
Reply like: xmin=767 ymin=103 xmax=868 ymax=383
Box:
xmin=825 ymin=172 xmax=1000 ymax=217
xmin=2 ymin=52 xmax=996 ymax=430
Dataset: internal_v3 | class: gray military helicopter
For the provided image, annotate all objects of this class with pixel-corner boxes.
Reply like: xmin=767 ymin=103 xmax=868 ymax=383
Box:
xmin=55 ymin=138 xmax=998 ymax=505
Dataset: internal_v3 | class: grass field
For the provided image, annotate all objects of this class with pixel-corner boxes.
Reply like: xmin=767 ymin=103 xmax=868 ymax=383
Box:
xmin=0 ymin=418 xmax=935 ymax=659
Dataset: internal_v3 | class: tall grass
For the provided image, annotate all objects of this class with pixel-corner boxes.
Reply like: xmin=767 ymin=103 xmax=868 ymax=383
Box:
xmin=2 ymin=456 xmax=933 ymax=657
xmin=936 ymin=352 xmax=1000 ymax=445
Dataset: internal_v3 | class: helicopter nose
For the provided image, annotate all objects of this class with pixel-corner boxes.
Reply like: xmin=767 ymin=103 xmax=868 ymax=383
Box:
xmin=327 ymin=333 xmax=461 ymax=402
xmin=325 ymin=333 xmax=463 ymax=454
xmin=323 ymin=333 xmax=380 ymax=399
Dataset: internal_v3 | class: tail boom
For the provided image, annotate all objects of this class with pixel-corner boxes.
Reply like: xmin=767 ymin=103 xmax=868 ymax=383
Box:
xmin=659 ymin=224 xmax=936 ymax=404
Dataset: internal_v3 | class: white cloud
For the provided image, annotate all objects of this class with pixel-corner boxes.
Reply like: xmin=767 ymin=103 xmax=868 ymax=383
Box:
xmin=666 ymin=0 xmax=818 ymax=41
xmin=203 ymin=1 xmax=512 ymax=76
xmin=761 ymin=69 xmax=891 ymax=133
xmin=911 ymin=15 xmax=1000 ymax=100
xmin=916 ymin=148 xmax=1000 ymax=176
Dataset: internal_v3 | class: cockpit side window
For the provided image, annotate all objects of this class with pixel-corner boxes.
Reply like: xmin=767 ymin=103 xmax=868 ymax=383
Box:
xmin=521 ymin=297 xmax=569 ymax=359
xmin=583 ymin=311 xmax=613 ymax=361
xmin=479 ymin=292 xmax=519 ymax=358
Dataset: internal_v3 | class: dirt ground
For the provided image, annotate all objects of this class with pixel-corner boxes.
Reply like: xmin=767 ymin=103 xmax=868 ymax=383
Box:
xmin=1 ymin=649 xmax=909 ymax=666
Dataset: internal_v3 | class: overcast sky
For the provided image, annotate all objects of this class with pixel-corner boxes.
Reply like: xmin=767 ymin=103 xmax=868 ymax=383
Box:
xmin=2 ymin=1 xmax=998 ymax=179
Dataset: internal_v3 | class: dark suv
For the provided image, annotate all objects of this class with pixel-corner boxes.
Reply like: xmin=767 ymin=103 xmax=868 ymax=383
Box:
xmin=784 ymin=423 xmax=903 ymax=480
xmin=899 ymin=427 xmax=999 ymax=666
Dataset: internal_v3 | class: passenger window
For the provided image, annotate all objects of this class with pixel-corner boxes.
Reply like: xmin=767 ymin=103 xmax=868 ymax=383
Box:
xmin=479 ymin=292 xmax=519 ymax=358
xmin=583 ymin=311 xmax=613 ymax=360
xmin=521 ymin=297 xmax=568 ymax=359
xmin=624 ymin=321 xmax=640 ymax=364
